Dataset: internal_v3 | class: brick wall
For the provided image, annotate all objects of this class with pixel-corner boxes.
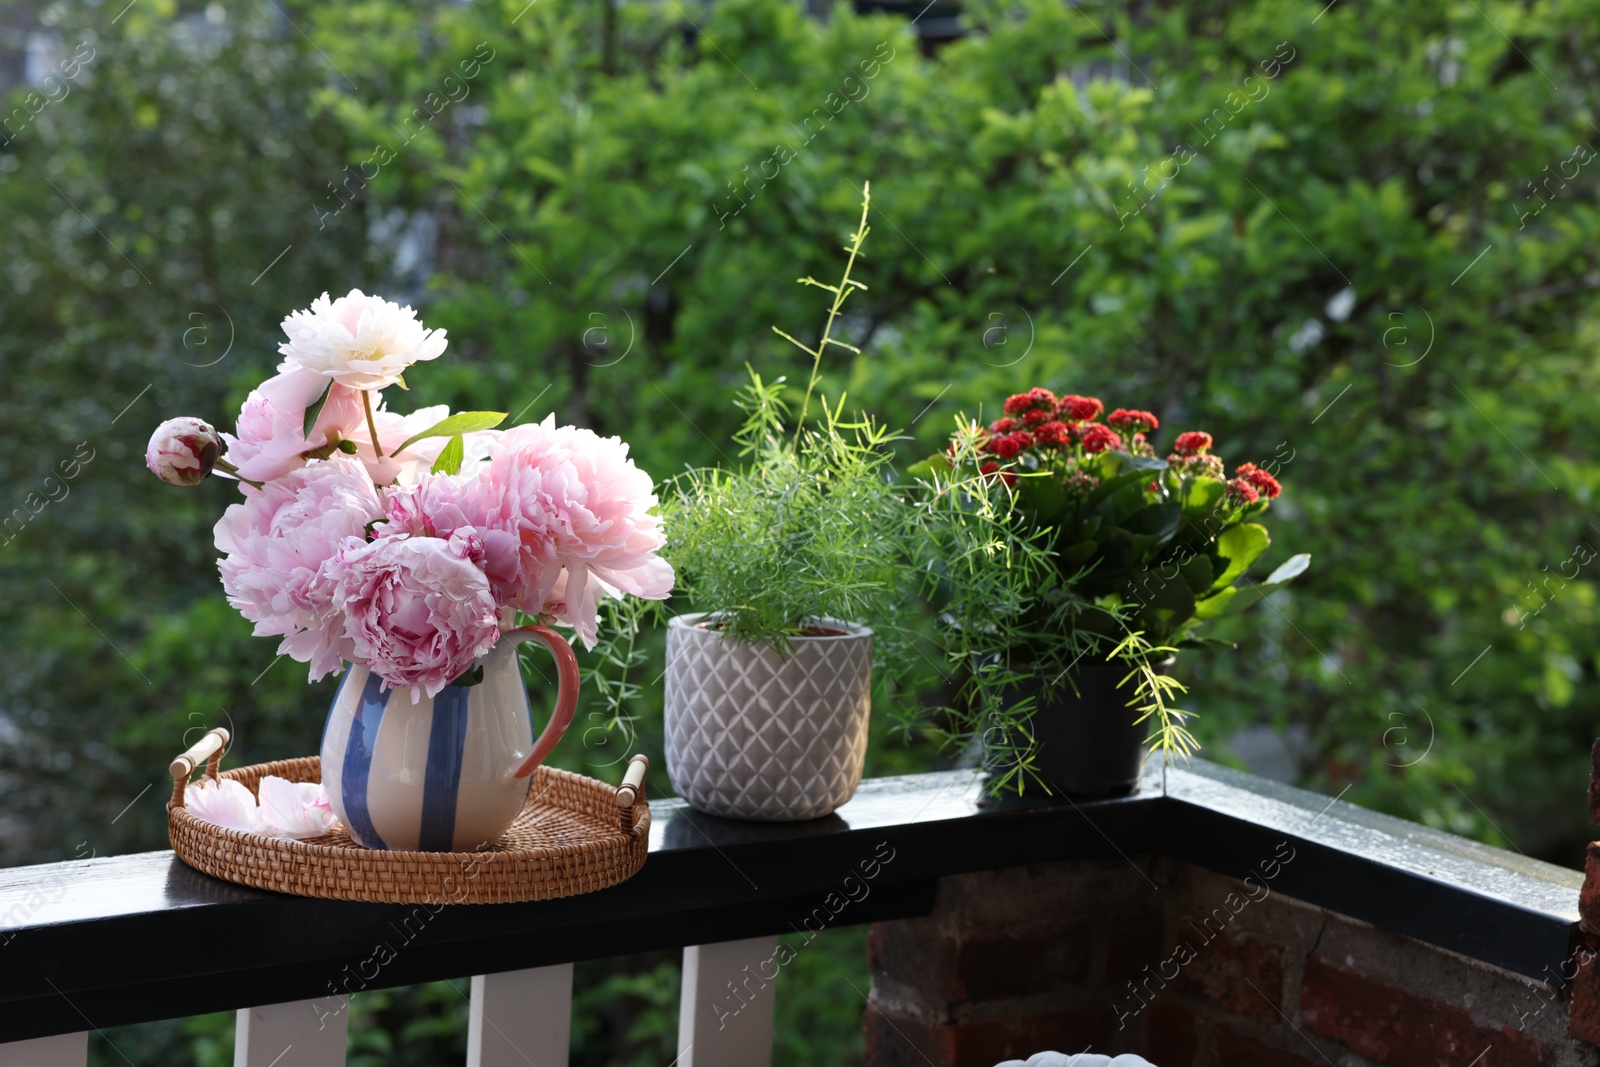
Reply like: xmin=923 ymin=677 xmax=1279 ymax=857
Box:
xmin=865 ymin=856 xmax=1600 ymax=1067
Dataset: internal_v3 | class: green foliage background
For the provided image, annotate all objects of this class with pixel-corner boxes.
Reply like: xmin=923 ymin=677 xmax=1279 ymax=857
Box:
xmin=3 ymin=0 xmax=1599 ymax=1061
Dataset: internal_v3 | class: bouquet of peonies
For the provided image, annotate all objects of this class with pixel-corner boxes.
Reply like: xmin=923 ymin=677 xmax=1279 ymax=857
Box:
xmin=919 ymin=386 xmax=1307 ymax=652
xmin=147 ymin=289 xmax=673 ymax=700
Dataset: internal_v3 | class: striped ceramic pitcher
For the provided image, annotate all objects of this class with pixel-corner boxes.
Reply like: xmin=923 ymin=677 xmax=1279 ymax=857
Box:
xmin=320 ymin=625 xmax=579 ymax=852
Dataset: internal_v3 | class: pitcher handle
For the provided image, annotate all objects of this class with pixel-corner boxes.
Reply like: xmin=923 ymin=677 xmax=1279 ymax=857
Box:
xmin=502 ymin=624 xmax=581 ymax=779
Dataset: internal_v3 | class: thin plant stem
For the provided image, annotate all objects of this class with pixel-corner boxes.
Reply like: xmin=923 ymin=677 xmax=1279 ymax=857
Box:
xmin=786 ymin=181 xmax=872 ymax=446
xmin=362 ymin=390 xmax=384 ymax=458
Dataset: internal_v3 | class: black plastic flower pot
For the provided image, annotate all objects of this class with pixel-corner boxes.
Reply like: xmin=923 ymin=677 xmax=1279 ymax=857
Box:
xmin=989 ymin=656 xmax=1168 ymax=799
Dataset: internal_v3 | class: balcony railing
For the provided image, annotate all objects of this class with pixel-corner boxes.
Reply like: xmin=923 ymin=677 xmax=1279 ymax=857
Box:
xmin=0 ymin=761 xmax=1584 ymax=1066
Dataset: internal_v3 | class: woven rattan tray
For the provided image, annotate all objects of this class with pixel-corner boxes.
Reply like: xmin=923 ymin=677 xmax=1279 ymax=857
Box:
xmin=167 ymin=729 xmax=651 ymax=904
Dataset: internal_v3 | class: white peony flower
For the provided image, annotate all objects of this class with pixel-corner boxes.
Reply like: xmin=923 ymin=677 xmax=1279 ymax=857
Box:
xmin=183 ymin=778 xmax=263 ymax=834
xmin=276 ymin=289 xmax=447 ymax=392
xmin=183 ymin=776 xmax=340 ymax=840
xmin=256 ymin=776 xmax=338 ymax=839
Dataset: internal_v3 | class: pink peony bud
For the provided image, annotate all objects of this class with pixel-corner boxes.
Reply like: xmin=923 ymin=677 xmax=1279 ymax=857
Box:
xmin=147 ymin=417 xmax=221 ymax=486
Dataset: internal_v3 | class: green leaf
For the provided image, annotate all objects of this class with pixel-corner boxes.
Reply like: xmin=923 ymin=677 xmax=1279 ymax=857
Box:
xmin=907 ymin=454 xmax=951 ymax=478
xmin=431 ymin=434 xmax=465 ymax=475
xmin=1262 ymin=552 xmax=1311 ymax=587
xmin=1194 ymin=586 xmax=1239 ymax=619
xmin=393 ymin=411 xmax=508 ymax=455
xmin=1181 ymin=477 xmax=1226 ymax=518
xmin=1015 ymin=470 xmax=1068 ymax=521
xmin=1177 ymin=554 xmax=1215 ymax=594
xmin=1178 ymin=635 xmax=1237 ymax=651
xmin=302 ymin=379 xmax=333 ymax=439
xmin=1209 ymin=522 xmax=1270 ymax=593
xmin=1216 ymin=553 xmax=1313 ymax=616
xmin=1078 ymin=469 xmax=1148 ymax=511
xmin=1135 ymin=573 xmax=1196 ymax=639
xmin=1057 ymin=539 xmax=1099 ymax=567
xmin=1122 ymin=502 xmax=1182 ymax=539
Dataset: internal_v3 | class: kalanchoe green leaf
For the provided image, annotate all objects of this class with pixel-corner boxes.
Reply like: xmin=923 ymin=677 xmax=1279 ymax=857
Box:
xmin=301 ymin=379 xmax=333 ymax=440
xmin=1209 ymin=522 xmax=1270 ymax=594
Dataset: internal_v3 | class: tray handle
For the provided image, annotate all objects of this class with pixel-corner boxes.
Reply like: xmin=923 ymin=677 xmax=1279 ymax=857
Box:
xmin=168 ymin=727 xmax=230 ymax=808
xmin=615 ymin=754 xmax=649 ymax=834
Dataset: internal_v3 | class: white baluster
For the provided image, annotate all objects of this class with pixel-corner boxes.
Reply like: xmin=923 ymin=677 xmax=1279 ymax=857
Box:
xmin=0 ymin=1032 xmax=87 ymax=1066
xmin=467 ymin=964 xmax=573 ymax=1067
xmin=234 ymin=997 xmax=349 ymax=1067
xmin=677 ymin=937 xmax=779 ymax=1067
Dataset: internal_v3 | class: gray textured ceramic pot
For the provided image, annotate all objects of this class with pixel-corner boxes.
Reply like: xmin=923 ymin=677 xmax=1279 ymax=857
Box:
xmin=664 ymin=613 xmax=873 ymax=821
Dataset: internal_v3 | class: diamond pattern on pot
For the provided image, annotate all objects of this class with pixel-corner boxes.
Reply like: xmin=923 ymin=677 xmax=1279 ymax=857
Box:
xmin=664 ymin=614 xmax=873 ymax=821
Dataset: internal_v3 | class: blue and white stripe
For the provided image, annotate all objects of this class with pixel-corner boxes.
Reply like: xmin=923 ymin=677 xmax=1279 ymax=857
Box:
xmin=320 ymin=664 xmax=535 ymax=852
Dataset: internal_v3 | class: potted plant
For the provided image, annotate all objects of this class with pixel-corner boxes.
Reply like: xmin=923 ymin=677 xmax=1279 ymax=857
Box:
xmin=145 ymin=289 xmax=673 ymax=850
xmin=660 ymin=184 xmax=922 ymax=821
xmin=912 ymin=391 xmax=1308 ymax=797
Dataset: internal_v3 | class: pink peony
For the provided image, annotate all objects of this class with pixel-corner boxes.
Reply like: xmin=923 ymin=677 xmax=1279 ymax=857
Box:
xmin=225 ymin=369 xmax=451 ymax=488
xmin=327 ymin=534 xmax=501 ymax=700
xmin=224 ymin=374 xmax=368 ymax=485
xmin=146 ymin=417 xmax=221 ymax=486
xmin=214 ymin=457 xmax=385 ymax=681
xmin=468 ymin=417 xmax=674 ymax=646
xmin=380 ymin=476 xmax=523 ymax=605
xmin=276 ymin=289 xmax=448 ymax=392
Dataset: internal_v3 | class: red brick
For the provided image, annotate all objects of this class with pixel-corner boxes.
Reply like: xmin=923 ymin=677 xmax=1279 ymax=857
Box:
xmin=1568 ymin=931 xmax=1600 ymax=1046
xmin=864 ymin=1000 xmax=1112 ymax=1067
xmin=1300 ymin=956 xmax=1544 ymax=1066
xmin=1169 ymin=929 xmax=1284 ymax=1020
xmin=1212 ymin=1027 xmax=1326 ymax=1066
xmin=865 ymin=1002 xmax=953 ymax=1067
xmin=1583 ymin=843 xmax=1600 ymax=935
xmin=1589 ymin=739 xmax=1600 ymax=824
xmin=955 ymin=918 xmax=1090 ymax=1000
xmin=1146 ymin=1003 xmax=1197 ymax=1066
xmin=870 ymin=922 xmax=957 ymax=1004
xmin=1104 ymin=908 xmax=1166 ymax=984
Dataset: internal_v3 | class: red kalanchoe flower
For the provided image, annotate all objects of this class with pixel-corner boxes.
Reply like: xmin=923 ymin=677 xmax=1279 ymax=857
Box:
xmin=1057 ymin=394 xmax=1104 ymax=421
xmin=1004 ymin=387 xmax=1057 ymax=416
xmin=1108 ymin=408 xmax=1160 ymax=434
xmin=1079 ymin=423 xmax=1123 ymax=454
xmin=1034 ymin=420 xmax=1073 ymax=448
xmin=1234 ymin=462 xmax=1282 ymax=499
xmin=1021 ymin=408 xmax=1049 ymax=426
xmin=988 ymin=417 xmax=1018 ymax=434
xmin=1173 ymin=431 xmax=1213 ymax=456
xmin=1226 ymin=477 xmax=1260 ymax=505
xmin=990 ymin=433 xmax=1026 ymax=460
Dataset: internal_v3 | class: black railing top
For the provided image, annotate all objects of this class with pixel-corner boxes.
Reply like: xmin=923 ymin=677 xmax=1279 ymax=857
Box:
xmin=0 ymin=761 xmax=1581 ymax=1044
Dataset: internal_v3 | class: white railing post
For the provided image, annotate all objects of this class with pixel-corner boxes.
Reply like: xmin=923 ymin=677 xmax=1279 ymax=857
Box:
xmin=467 ymin=964 xmax=573 ymax=1067
xmin=677 ymin=937 xmax=779 ymax=1067
xmin=234 ymin=997 xmax=349 ymax=1067
xmin=0 ymin=1032 xmax=87 ymax=1066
